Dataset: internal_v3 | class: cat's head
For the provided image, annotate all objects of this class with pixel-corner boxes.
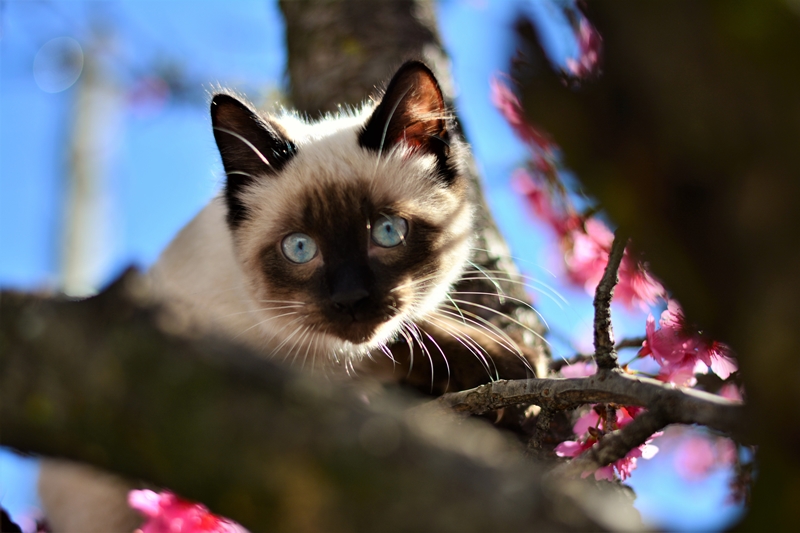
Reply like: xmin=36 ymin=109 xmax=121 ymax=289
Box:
xmin=210 ymin=61 xmax=472 ymax=359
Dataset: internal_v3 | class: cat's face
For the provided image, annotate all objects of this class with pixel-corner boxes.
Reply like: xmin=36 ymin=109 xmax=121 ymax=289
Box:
xmin=211 ymin=62 xmax=472 ymax=359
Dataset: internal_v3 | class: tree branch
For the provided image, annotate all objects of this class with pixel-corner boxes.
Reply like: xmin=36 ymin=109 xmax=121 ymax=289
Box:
xmin=0 ymin=273 xmax=641 ymax=531
xmin=437 ymin=370 xmax=747 ymax=442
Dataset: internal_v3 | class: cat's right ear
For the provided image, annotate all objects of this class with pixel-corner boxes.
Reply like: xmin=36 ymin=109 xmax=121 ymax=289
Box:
xmin=211 ymin=94 xmax=296 ymax=179
xmin=211 ymin=94 xmax=297 ymax=227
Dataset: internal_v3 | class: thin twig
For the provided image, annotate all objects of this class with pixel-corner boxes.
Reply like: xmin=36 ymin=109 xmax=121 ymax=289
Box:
xmin=550 ymin=336 xmax=646 ymax=372
xmin=550 ymin=353 xmax=594 ymax=372
xmin=615 ymin=336 xmax=646 ymax=351
xmin=593 ymin=231 xmax=628 ymax=369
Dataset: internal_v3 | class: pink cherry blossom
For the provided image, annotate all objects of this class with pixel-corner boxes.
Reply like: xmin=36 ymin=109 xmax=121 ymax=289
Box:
xmin=563 ymin=217 xmax=611 ymax=293
xmin=511 ymin=171 xmax=665 ymax=310
xmin=493 ymin=75 xmax=664 ymax=310
xmin=616 ymin=257 xmax=666 ymax=311
xmin=490 ymin=78 xmax=555 ymax=155
xmin=640 ymin=301 xmax=737 ymax=384
xmin=556 ymin=405 xmax=660 ymax=481
xmin=564 ymin=218 xmax=665 ymax=311
xmin=675 ymin=435 xmax=716 ymax=480
xmin=129 ymin=490 xmax=248 ymax=533
xmin=565 ymin=18 xmax=602 ymax=79
xmin=559 ymin=360 xmax=597 ymax=378
xmin=718 ymin=383 xmax=744 ymax=402
xmin=674 ymin=434 xmax=738 ymax=481
xmin=555 ymin=432 xmax=658 ymax=482
xmin=511 ymin=169 xmax=581 ymax=238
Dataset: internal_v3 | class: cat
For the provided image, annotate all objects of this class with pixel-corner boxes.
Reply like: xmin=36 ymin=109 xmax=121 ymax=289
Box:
xmin=147 ymin=60 xmax=535 ymax=388
xmin=38 ymin=61 xmax=537 ymax=532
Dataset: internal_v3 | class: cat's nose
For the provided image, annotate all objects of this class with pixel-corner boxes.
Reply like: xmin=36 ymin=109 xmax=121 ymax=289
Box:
xmin=329 ymin=263 xmax=371 ymax=314
xmin=331 ymin=288 xmax=370 ymax=309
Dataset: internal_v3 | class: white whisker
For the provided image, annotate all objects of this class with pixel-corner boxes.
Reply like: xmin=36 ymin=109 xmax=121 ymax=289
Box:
xmin=406 ymin=321 xmax=436 ymax=392
xmin=285 ymin=325 xmax=312 ymax=364
xmin=397 ymin=324 xmax=416 ymax=378
xmin=457 ymin=270 xmax=569 ymax=308
xmin=417 ymin=323 xmax=451 ymax=392
xmin=466 ymin=259 xmax=506 ymax=304
xmin=269 ymin=319 xmax=307 ymax=358
xmin=446 ymin=298 xmax=550 ymax=346
xmin=448 ymin=290 xmax=552 ymax=331
xmin=232 ymin=311 xmax=300 ymax=341
xmin=425 ymin=314 xmax=497 ymax=380
xmin=213 ymin=126 xmax=272 ymax=167
xmin=435 ymin=307 xmax=524 ymax=362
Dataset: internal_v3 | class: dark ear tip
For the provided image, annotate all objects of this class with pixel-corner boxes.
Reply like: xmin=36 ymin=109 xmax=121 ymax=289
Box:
xmin=210 ymin=93 xmax=255 ymax=125
xmin=210 ymin=93 xmax=251 ymax=117
xmin=211 ymin=93 xmax=236 ymax=107
xmin=395 ymin=60 xmax=436 ymax=79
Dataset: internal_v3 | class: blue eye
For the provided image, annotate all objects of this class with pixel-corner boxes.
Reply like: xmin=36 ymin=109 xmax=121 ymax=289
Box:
xmin=371 ymin=215 xmax=408 ymax=247
xmin=281 ymin=233 xmax=318 ymax=263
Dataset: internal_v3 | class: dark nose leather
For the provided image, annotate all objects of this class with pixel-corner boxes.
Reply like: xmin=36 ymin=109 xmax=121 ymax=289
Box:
xmin=329 ymin=262 xmax=371 ymax=314
xmin=331 ymin=288 xmax=369 ymax=308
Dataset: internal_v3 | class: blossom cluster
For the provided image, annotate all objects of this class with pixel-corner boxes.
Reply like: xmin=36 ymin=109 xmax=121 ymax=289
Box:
xmin=511 ymin=165 xmax=665 ymax=312
xmin=493 ymin=75 xmax=666 ymax=312
xmin=129 ymin=490 xmax=248 ymax=533
xmin=555 ymin=405 xmax=660 ymax=481
xmin=564 ymin=17 xmax=602 ymax=79
xmin=493 ymin=43 xmax=741 ymax=486
xmin=639 ymin=300 xmax=738 ymax=386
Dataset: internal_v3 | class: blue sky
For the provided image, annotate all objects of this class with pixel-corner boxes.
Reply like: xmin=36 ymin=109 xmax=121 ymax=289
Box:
xmin=0 ymin=0 xmax=743 ymax=530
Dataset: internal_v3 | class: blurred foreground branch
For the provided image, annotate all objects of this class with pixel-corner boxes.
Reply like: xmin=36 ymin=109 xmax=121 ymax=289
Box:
xmin=0 ymin=270 xmax=642 ymax=532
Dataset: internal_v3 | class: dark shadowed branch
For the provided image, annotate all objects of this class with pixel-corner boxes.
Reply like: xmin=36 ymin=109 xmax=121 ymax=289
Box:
xmin=437 ymin=371 xmax=746 ymax=441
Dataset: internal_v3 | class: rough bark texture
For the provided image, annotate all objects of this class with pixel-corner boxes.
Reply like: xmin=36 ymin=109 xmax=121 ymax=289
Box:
xmin=513 ymin=0 xmax=799 ymax=527
xmin=0 ymin=271 xmax=642 ymax=532
xmin=280 ymin=0 xmax=552 ymax=388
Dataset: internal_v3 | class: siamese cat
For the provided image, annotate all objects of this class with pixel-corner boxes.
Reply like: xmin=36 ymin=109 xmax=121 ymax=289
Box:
xmin=148 ymin=61 xmax=474 ymax=373
xmin=38 ymin=61 xmax=536 ymax=532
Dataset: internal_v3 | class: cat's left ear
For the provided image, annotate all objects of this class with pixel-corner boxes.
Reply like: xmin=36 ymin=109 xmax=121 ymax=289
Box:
xmin=360 ymin=61 xmax=451 ymax=165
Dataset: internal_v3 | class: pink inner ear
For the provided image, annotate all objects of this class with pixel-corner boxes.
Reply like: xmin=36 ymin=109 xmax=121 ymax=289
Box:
xmin=391 ymin=76 xmax=446 ymax=150
xmin=397 ymin=120 xmax=437 ymax=150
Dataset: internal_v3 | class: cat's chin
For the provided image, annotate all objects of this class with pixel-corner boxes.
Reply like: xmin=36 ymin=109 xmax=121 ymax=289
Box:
xmin=318 ymin=315 xmax=406 ymax=361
